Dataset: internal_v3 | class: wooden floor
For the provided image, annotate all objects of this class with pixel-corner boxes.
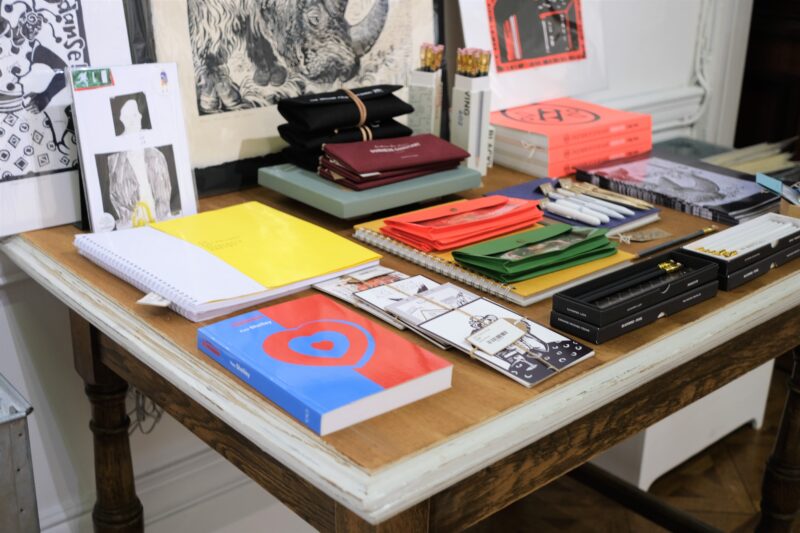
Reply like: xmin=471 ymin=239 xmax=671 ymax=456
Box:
xmin=470 ymin=360 xmax=793 ymax=533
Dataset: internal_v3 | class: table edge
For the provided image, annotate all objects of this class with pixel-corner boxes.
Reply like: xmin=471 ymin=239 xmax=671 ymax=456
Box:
xmin=4 ymin=234 xmax=800 ymax=525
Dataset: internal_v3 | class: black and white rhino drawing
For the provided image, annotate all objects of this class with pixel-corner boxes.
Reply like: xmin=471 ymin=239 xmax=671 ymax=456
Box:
xmin=188 ymin=0 xmax=391 ymax=115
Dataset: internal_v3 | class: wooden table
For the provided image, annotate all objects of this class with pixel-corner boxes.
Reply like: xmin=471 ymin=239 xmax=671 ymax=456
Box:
xmin=2 ymin=167 xmax=799 ymax=532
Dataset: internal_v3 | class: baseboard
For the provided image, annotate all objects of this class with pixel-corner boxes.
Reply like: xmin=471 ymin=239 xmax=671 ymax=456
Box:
xmin=40 ymin=449 xmax=251 ymax=532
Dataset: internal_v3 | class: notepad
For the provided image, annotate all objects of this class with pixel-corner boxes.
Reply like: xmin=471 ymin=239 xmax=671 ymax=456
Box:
xmin=74 ymin=202 xmax=380 ymax=321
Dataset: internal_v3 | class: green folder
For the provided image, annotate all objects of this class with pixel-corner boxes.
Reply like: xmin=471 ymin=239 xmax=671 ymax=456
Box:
xmin=452 ymin=223 xmax=619 ymax=283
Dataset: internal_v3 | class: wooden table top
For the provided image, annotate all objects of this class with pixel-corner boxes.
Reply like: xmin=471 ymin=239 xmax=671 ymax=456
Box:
xmin=3 ymin=165 xmax=799 ymax=523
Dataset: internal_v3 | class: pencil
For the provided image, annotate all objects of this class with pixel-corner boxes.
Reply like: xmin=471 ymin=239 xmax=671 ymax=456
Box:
xmin=582 ymin=260 xmax=683 ymax=304
xmin=637 ymin=227 xmax=716 ymax=258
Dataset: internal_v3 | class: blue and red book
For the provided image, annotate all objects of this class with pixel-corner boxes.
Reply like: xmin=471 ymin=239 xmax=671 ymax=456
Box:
xmin=198 ymin=294 xmax=453 ymax=435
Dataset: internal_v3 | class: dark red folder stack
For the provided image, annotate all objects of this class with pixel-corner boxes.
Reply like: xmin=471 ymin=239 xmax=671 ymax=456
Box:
xmin=319 ymin=134 xmax=470 ymax=190
xmin=380 ymin=196 xmax=543 ymax=251
xmin=276 ymin=85 xmax=415 ymax=171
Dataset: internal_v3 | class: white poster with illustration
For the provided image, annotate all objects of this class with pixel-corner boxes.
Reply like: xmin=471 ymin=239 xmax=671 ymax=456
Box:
xmin=0 ymin=0 xmax=131 ymax=237
xmin=70 ymin=63 xmax=196 ymax=232
xmin=150 ymin=0 xmax=435 ymax=168
xmin=459 ymin=0 xmax=607 ymax=111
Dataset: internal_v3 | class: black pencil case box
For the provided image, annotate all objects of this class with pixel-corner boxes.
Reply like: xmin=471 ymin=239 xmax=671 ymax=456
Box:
xmin=682 ymin=213 xmax=800 ymax=289
xmin=550 ymin=280 xmax=719 ymax=344
xmin=551 ymin=250 xmax=718 ymax=327
xmin=713 ymin=240 xmax=800 ymax=290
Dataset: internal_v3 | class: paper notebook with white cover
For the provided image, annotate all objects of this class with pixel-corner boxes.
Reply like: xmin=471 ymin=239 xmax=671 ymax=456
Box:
xmin=74 ymin=202 xmax=380 ymax=321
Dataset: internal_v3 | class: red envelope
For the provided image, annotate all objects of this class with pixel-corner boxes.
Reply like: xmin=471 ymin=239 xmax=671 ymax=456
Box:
xmin=380 ymin=197 xmax=543 ymax=251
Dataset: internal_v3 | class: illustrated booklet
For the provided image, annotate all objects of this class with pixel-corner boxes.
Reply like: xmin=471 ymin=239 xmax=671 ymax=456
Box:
xmin=198 ymin=294 xmax=453 ymax=435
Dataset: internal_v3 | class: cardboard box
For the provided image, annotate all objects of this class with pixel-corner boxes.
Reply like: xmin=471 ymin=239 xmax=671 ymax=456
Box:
xmin=780 ymin=199 xmax=800 ymax=218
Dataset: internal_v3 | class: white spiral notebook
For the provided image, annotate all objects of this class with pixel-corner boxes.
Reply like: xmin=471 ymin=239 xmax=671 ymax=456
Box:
xmin=74 ymin=202 xmax=380 ymax=322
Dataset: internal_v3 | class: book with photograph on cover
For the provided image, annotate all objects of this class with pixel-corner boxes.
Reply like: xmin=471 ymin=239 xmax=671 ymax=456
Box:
xmin=577 ymin=152 xmax=778 ymax=225
xmin=70 ymin=63 xmax=196 ymax=232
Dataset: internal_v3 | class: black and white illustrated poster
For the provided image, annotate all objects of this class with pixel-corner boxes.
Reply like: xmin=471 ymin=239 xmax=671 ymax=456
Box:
xmin=151 ymin=0 xmax=435 ymax=168
xmin=0 ymin=0 xmax=131 ymax=237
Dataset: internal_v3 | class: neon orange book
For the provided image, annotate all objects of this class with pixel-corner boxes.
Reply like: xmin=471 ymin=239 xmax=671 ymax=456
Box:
xmin=496 ymin=139 xmax=653 ymax=178
xmin=491 ymin=98 xmax=652 ymax=148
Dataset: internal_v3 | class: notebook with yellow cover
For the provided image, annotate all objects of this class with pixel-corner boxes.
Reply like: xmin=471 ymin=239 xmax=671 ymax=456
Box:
xmin=74 ymin=202 xmax=380 ymax=321
xmin=353 ymin=204 xmax=633 ymax=306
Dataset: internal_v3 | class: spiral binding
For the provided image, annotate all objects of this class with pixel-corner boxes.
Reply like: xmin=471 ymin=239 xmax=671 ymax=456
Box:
xmin=353 ymin=228 xmax=516 ymax=303
xmin=75 ymin=235 xmax=198 ymax=318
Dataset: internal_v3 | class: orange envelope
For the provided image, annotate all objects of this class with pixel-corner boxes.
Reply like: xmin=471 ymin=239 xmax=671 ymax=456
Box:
xmin=381 ymin=196 xmax=543 ymax=252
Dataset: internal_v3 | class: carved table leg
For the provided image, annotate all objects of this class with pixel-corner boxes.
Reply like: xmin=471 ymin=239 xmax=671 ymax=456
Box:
xmin=335 ymin=501 xmax=430 ymax=532
xmin=70 ymin=312 xmax=143 ymax=532
xmin=758 ymin=347 xmax=800 ymax=532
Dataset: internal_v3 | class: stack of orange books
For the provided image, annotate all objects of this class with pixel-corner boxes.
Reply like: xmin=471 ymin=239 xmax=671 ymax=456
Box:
xmin=490 ymin=97 xmax=652 ymax=178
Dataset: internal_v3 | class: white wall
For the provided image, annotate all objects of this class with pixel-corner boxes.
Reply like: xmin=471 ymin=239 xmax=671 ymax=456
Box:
xmin=582 ymin=0 xmax=753 ymax=146
xmin=0 ymin=1 xmax=754 ymax=531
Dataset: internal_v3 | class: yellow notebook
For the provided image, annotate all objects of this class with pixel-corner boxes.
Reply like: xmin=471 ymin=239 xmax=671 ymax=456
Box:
xmin=154 ymin=202 xmax=380 ymax=289
xmin=353 ymin=208 xmax=634 ymax=306
xmin=74 ymin=202 xmax=380 ymax=322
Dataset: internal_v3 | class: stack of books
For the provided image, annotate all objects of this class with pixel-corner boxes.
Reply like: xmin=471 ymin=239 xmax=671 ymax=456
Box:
xmin=490 ymin=97 xmax=652 ymax=177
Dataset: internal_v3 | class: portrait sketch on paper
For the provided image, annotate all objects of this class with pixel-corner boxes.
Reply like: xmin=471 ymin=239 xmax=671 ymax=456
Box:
xmin=109 ymin=92 xmax=152 ymax=136
xmin=0 ymin=0 xmax=89 ymax=182
xmin=187 ymin=0 xmax=414 ymax=115
xmin=94 ymin=144 xmax=181 ymax=230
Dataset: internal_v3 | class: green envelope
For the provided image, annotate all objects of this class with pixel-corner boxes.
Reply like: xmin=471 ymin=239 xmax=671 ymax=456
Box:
xmin=452 ymin=223 xmax=619 ymax=283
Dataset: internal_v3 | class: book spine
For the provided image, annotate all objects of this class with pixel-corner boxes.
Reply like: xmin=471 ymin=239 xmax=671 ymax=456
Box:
xmin=556 ymin=116 xmax=652 ymax=146
xmin=197 ymin=330 xmax=324 ymax=434
xmin=547 ymin=142 xmax=652 ymax=177
xmin=576 ymin=171 xmax=716 ymax=223
xmin=353 ymin=228 xmax=517 ymax=303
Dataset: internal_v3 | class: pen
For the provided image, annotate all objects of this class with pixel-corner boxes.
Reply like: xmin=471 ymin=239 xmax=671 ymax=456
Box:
xmin=540 ymin=183 xmax=612 ymax=222
xmin=539 ymin=198 xmax=602 ymax=226
xmin=555 ymin=199 xmax=610 ymax=223
xmin=637 ymin=227 xmax=716 ymax=258
xmin=551 ymin=189 xmax=625 ymax=219
xmin=582 ymin=260 xmax=684 ymax=304
xmin=574 ymin=193 xmax=635 ymax=217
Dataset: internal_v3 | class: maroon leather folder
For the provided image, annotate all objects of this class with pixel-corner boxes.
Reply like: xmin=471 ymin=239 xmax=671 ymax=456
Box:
xmin=322 ymin=134 xmax=469 ymax=174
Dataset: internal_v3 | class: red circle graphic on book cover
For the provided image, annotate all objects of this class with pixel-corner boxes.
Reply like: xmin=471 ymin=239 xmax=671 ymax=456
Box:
xmin=500 ymin=104 xmax=600 ymax=125
xmin=262 ymin=320 xmax=375 ymax=367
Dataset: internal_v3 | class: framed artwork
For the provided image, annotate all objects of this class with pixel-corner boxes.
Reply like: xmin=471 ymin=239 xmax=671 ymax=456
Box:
xmin=148 ymin=0 xmax=435 ymax=170
xmin=70 ymin=63 xmax=196 ymax=232
xmin=0 ymin=0 xmax=133 ymax=238
xmin=459 ymin=0 xmax=607 ymax=111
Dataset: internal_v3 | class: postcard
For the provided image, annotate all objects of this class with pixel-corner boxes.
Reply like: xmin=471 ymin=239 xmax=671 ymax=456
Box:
xmin=420 ymin=298 xmax=592 ymax=386
xmin=355 ymin=275 xmax=440 ymax=311
xmin=314 ymin=266 xmax=409 ymax=304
